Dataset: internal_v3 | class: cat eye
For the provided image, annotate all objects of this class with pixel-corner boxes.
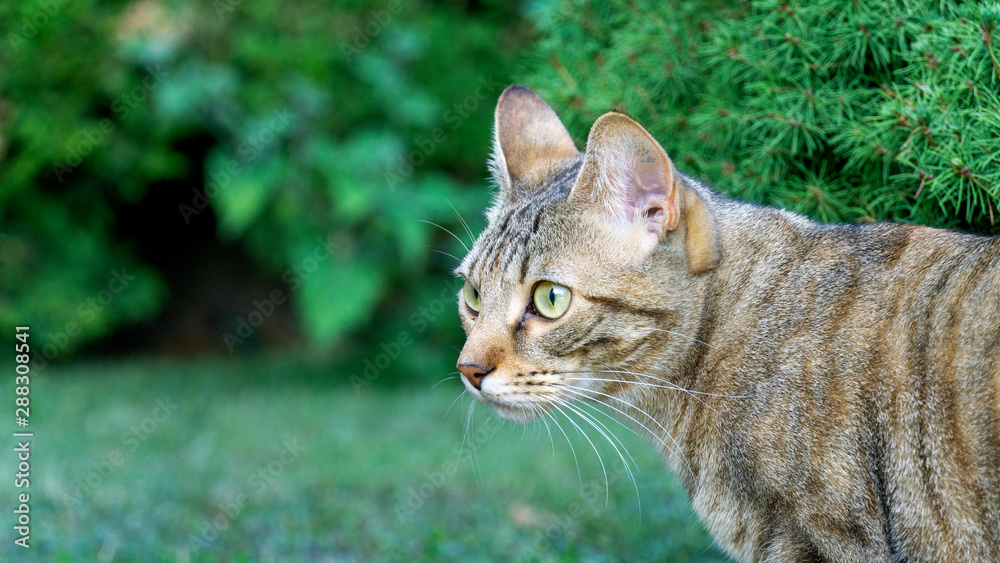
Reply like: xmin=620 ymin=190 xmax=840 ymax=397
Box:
xmin=462 ymin=280 xmax=481 ymax=313
xmin=532 ymin=281 xmax=571 ymax=319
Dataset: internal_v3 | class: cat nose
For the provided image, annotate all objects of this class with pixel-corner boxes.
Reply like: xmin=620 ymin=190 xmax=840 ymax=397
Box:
xmin=458 ymin=363 xmax=492 ymax=390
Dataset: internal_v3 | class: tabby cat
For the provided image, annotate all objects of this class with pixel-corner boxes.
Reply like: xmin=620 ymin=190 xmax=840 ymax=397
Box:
xmin=454 ymin=85 xmax=1000 ymax=562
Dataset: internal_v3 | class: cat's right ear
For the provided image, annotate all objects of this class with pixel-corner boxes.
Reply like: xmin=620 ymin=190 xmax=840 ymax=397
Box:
xmin=572 ymin=111 xmax=720 ymax=274
xmin=490 ymin=85 xmax=580 ymax=205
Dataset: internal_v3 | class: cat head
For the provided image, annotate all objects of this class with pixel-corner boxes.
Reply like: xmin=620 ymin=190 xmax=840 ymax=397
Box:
xmin=455 ymin=85 xmax=719 ymax=422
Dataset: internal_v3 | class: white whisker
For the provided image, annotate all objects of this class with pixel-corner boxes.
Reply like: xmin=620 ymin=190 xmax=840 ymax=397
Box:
xmin=456 ymin=398 xmax=471 ymax=468
xmin=545 ymin=408 xmax=583 ymax=486
xmin=418 ymin=219 xmax=470 ymax=253
xmin=446 ymin=198 xmax=476 ymax=244
xmin=571 ymin=396 xmax=644 ymax=442
xmin=517 ymin=408 xmax=528 ymax=446
xmin=482 ymin=413 xmax=501 ymax=438
xmin=466 ymin=401 xmax=483 ymax=486
xmin=565 ymin=369 xmax=750 ymax=399
xmin=559 ymin=371 xmax=701 ymax=474
xmin=549 ymin=399 xmax=610 ymax=504
xmin=559 ymin=376 xmax=718 ymax=395
xmin=426 ymin=247 xmax=463 ymax=264
xmin=431 ymin=374 xmax=460 ymax=390
xmin=534 ymin=404 xmax=557 ymax=458
xmin=563 ymin=398 xmax=640 ymax=472
xmin=564 ymin=398 xmax=650 ymax=518
xmin=559 ymin=384 xmax=693 ymax=477
xmin=556 ymin=398 xmax=640 ymax=512
xmin=444 ymin=389 xmax=467 ymax=418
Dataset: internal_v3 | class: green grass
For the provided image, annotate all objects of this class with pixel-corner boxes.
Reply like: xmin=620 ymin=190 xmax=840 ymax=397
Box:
xmin=1 ymin=356 xmax=724 ymax=561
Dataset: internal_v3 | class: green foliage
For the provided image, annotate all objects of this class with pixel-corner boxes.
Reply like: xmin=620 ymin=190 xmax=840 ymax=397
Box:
xmin=521 ymin=0 xmax=1000 ymax=233
xmin=1 ymin=0 xmax=520 ymax=364
xmin=1 ymin=0 xmax=170 ymax=353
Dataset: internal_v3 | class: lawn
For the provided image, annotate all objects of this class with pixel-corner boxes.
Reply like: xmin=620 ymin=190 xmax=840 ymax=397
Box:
xmin=1 ymin=356 xmax=724 ymax=562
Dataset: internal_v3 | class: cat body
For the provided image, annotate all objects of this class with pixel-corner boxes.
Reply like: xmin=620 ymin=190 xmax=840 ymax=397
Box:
xmin=640 ymin=196 xmax=1000 ymax=561
xmin=455 ymin=85 xmax=1000 ymax=561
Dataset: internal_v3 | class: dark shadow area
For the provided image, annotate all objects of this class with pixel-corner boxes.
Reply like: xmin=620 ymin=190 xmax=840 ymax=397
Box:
xmin=83 ymin=133 xmax=299 ymax=359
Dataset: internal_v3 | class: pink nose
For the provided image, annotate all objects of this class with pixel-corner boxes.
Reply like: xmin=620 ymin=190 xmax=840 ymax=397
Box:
xmin=458 ymin=363 xmax=491 ymax=390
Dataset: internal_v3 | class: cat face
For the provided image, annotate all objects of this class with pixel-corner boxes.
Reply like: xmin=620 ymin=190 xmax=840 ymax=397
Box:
xmin=455 ymin=85 xmax=719 ymax=422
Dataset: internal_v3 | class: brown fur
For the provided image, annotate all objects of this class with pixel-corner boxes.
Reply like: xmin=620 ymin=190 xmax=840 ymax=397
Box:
xmin=456 ymin=85 xmax=1000 ymax=562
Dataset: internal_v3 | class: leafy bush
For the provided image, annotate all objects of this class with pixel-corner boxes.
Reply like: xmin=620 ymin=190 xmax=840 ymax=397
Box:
xmin=1 ymin=0 xmax=524 ymax=371
xmin=521 ymin=0 xmax=1000 ymax=233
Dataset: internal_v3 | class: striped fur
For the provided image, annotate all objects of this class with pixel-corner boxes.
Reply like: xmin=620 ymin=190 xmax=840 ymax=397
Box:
xmin=456 ymin=85 xmax=1000 ymax=562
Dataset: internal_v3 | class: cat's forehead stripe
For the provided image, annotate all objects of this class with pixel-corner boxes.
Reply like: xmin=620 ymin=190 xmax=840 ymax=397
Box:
xmin=469 ymin=162 xmax=579 ymax=285
xmin=467 ymin=206 xmax=519 ymax=282
xmin=481 ymin=203 xmax=538 ymax=283
xmin=477 ymin=191 xmax=556 ymax=282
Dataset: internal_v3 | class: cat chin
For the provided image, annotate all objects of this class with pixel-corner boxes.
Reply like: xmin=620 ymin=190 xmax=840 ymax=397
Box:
xmin=487 ymin=401 xmax=544 ymax=423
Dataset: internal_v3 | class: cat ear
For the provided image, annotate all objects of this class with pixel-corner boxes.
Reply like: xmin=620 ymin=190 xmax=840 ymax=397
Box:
xmin=572 ymin=111 xmax=719 ymax=273
xmin=490 ymin=85 xmax=580 ymax=204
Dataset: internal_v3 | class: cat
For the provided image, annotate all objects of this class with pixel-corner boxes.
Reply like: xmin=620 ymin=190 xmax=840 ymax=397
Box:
xmin=454 ymin=84 xmax=1000 ymax=562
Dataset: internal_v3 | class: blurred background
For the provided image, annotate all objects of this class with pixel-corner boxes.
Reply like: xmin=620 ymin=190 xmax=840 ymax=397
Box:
xmin=1 ymin=0 xmax=998 ymax=560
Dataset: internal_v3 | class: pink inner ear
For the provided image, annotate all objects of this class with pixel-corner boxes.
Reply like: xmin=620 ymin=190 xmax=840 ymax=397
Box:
xmin=634 ymin=192 xmax=670 ymax=234
xmin=632 ymin=150 xmax=669 ymax=200
xmin=626 ymin=147 xmax=677 ymax=232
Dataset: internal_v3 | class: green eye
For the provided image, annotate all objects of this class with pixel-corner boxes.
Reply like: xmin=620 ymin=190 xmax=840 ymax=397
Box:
xmin=463 ymin=280 xmax=481 ymax=312
xmin=532 ymin=281 xmax=571 ymax=319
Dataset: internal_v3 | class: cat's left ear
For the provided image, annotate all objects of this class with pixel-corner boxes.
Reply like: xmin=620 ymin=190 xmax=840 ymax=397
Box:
xmin=572 ymin=111 xmax=719 ymax=273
